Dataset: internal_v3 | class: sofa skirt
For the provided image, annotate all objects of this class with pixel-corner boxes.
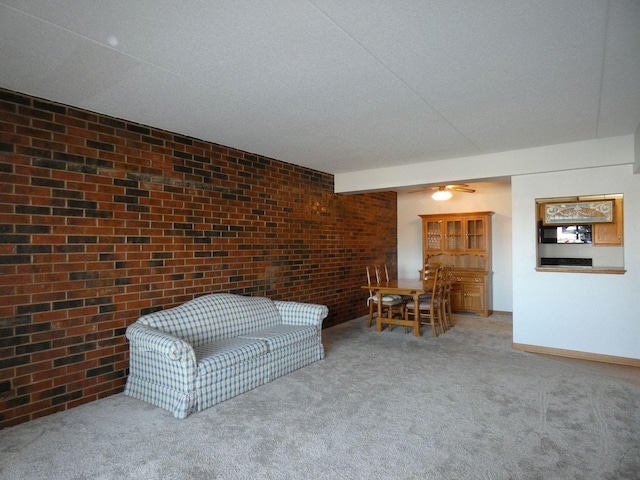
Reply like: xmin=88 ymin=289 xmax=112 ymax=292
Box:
xmin=265 ymin=338 xmax=324 ymax=380
xmin=195 ymin=356 xmax=270 ymax=413
xmin=124 ymin=375 xmax=197 ymax=420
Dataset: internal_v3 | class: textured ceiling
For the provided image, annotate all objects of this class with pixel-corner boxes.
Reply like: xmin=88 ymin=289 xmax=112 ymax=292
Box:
xmin=1 ymin=1 xmax=639 ymax=175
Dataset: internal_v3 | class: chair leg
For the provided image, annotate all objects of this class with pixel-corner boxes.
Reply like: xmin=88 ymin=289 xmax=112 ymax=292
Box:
xmin=439 ymin=302 xmax=448 ymax=332
xmin=429 ymin=310 xmax=438 ymax=337
xmin=445 ymin=303 xmax=452 ymax=329
xmin=403 ymin=303 xmax=409 ymax=333
xmin=404 ymin=305 xmax=410 ymax=334
xmin=367 ymin=301 xmax=374 ymax=328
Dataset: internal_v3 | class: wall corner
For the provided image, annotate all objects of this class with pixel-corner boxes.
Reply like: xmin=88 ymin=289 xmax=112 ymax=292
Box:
xmin=635 ymin=122 xmax=640 ymax=174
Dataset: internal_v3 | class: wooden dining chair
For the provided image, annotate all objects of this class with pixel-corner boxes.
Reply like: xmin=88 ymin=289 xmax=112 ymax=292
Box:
xmin=398 ymin=262 xmax=441 ymax=334
xmin=366 ymin=264 xmax=405 ymax=328
xmin=419 ymin=263 xmax=439 ymax=294
xmin=404 ymin=266 xmax=446 ymax=337
xmin=441 ymin=264 xmax=455 ymax=329
xmin=419 ymin=262 xmax=441 ymax=282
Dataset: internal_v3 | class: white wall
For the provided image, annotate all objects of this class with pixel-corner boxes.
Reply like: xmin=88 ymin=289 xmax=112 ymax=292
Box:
xmin=397 ymin=181 xmax=513 ymax=312
xmin=339 ymin=134 xmax=639 ymax=361
xmin=635 ymin=122 xmax=640 ymax=174
xmin=512 ymin=163 xmax=640 ymax=360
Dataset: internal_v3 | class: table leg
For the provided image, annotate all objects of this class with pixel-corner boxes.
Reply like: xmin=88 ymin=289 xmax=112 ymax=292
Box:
xmin=387 ymin=292 xmax=395 ymax=332
xmin=375 ymin=291 xmax=383 ymax=332
xmin=412 ymin=293 xmax=421 ymax=337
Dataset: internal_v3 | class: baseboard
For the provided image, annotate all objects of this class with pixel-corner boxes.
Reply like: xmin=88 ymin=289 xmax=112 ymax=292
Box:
xmin=512 ymin=343 xmax=640 ymax=367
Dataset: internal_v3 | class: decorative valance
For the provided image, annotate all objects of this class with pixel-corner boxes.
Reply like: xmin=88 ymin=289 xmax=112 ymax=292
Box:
xmin=543 ymin=200 xmax=613 ymax=225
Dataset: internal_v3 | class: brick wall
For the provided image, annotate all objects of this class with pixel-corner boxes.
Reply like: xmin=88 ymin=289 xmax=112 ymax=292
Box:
xmin=0 ymin=88 xmax=397 ymax=428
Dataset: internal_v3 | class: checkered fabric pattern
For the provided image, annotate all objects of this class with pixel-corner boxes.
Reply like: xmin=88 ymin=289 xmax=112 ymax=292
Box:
xmin=137 ymin=293 xmax=282 ymax=346
xmin=195 ymin=357 xmax=270 ymax=412
xmin=124 ymin=324 xmax=199 ymax=419
xmin=241 ymin=325 xmax=324 ymax=380
xmin=194 ymin=337 xmax=268 ymax=374
xmin=274 ymin=301 xmax=328 ymax=339
xmin=263 ymin=337 xmax=325 ymax=380
xmin=124 ymin=294 xmax=329 ymax=418
xmin=240 ymin=324 xmax=317 ymax=351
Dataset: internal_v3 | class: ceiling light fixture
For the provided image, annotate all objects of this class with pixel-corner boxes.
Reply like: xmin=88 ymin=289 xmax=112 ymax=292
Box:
xmin=409 ymin=184 xmax=475 ymax=200
xmin=432 ymin=190 xmax=453 ymax=201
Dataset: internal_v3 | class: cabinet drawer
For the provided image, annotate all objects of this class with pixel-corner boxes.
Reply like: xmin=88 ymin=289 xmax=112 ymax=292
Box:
xmin=452 ymin=274 xmax=485 ymax=284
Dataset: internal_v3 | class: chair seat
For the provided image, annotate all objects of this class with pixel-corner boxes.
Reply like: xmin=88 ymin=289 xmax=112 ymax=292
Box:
xmin=369 ymin=295 xmax=404 ymax=305
xmin=382 ymin=294 xmax=403 ymax=301
xmin=405 ymin=299 xmax=436 ymax=309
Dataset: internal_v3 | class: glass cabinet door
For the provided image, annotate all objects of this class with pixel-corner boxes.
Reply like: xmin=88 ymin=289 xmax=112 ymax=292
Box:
xmin=425 ymin=220 xmax=443 ymax=251
xmin=466 ymin=218 xmax=485 ymax=251
xmin=445 ymin=220 xmax=463 ymax=251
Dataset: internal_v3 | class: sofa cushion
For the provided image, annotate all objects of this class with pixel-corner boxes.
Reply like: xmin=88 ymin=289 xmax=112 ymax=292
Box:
xmin=240 ymin=325 xmax=317 ymax=351
xmin=195 ymin=337 xmax=268 ymax=374
xmin=137 ymin=293 xmax=282 ymax=346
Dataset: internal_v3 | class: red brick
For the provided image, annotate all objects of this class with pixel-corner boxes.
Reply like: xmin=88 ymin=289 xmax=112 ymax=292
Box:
xmin=0 ymin=87 xmax=397 ymax=429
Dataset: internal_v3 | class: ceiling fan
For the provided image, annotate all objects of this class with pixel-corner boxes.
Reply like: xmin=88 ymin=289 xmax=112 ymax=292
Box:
xmin=409 ymin=184 xmax=476 ymax=201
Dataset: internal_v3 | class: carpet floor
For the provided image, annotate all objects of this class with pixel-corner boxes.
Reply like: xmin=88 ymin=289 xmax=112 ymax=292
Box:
xmin=1 ymin=314 xmax=639 ymax=479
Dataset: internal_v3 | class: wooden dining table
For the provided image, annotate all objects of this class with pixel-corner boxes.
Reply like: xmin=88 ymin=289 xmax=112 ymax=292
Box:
xmin=362 ymin=279 xmax=432 ymax=337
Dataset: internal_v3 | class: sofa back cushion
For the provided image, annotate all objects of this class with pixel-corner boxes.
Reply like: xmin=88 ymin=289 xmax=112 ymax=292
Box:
xmin=137 ymin=293 xmax=282 ymax=346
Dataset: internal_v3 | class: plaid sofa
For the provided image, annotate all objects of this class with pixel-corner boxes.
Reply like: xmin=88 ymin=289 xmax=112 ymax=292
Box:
xmin=124 ymin=293 xmax=328 ymax=418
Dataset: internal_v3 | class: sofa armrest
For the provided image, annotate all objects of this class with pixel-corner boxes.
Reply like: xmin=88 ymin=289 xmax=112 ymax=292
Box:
xmin=126 ymin=323 xmax=195 ymax=364
xmin=273 ymin=301 xmax=328 ymax=331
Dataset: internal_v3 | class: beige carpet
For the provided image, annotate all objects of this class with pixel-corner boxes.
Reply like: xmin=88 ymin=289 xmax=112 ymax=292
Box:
xmin=1 ymin=314 xmax=639 ymax=479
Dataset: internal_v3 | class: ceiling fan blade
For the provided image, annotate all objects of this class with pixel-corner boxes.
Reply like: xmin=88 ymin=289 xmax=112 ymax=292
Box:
xmin=451 ymin=187 xmax=475 ymax=193
xmin=407 ymin=188 xmax=429 ymax=193
xmin=408 ymin=184 xmax=475 ymax=194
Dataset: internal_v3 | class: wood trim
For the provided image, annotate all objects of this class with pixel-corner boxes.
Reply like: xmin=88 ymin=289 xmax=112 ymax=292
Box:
xmin=418 ymin=211 xmax=495 ymax=220
xmin=535 ymin=267 xmax=626 ymax=274
xmin=513 ymin=343 xmax=640 ymax=367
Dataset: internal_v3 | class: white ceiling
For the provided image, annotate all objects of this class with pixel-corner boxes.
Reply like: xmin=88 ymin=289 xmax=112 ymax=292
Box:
xmin=1 ymin=1 xmax=639 ymax=176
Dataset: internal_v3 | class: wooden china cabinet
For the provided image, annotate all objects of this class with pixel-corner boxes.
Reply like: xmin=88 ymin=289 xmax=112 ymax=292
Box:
xmin=419 ymin=211 xmax=493 ymax=317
